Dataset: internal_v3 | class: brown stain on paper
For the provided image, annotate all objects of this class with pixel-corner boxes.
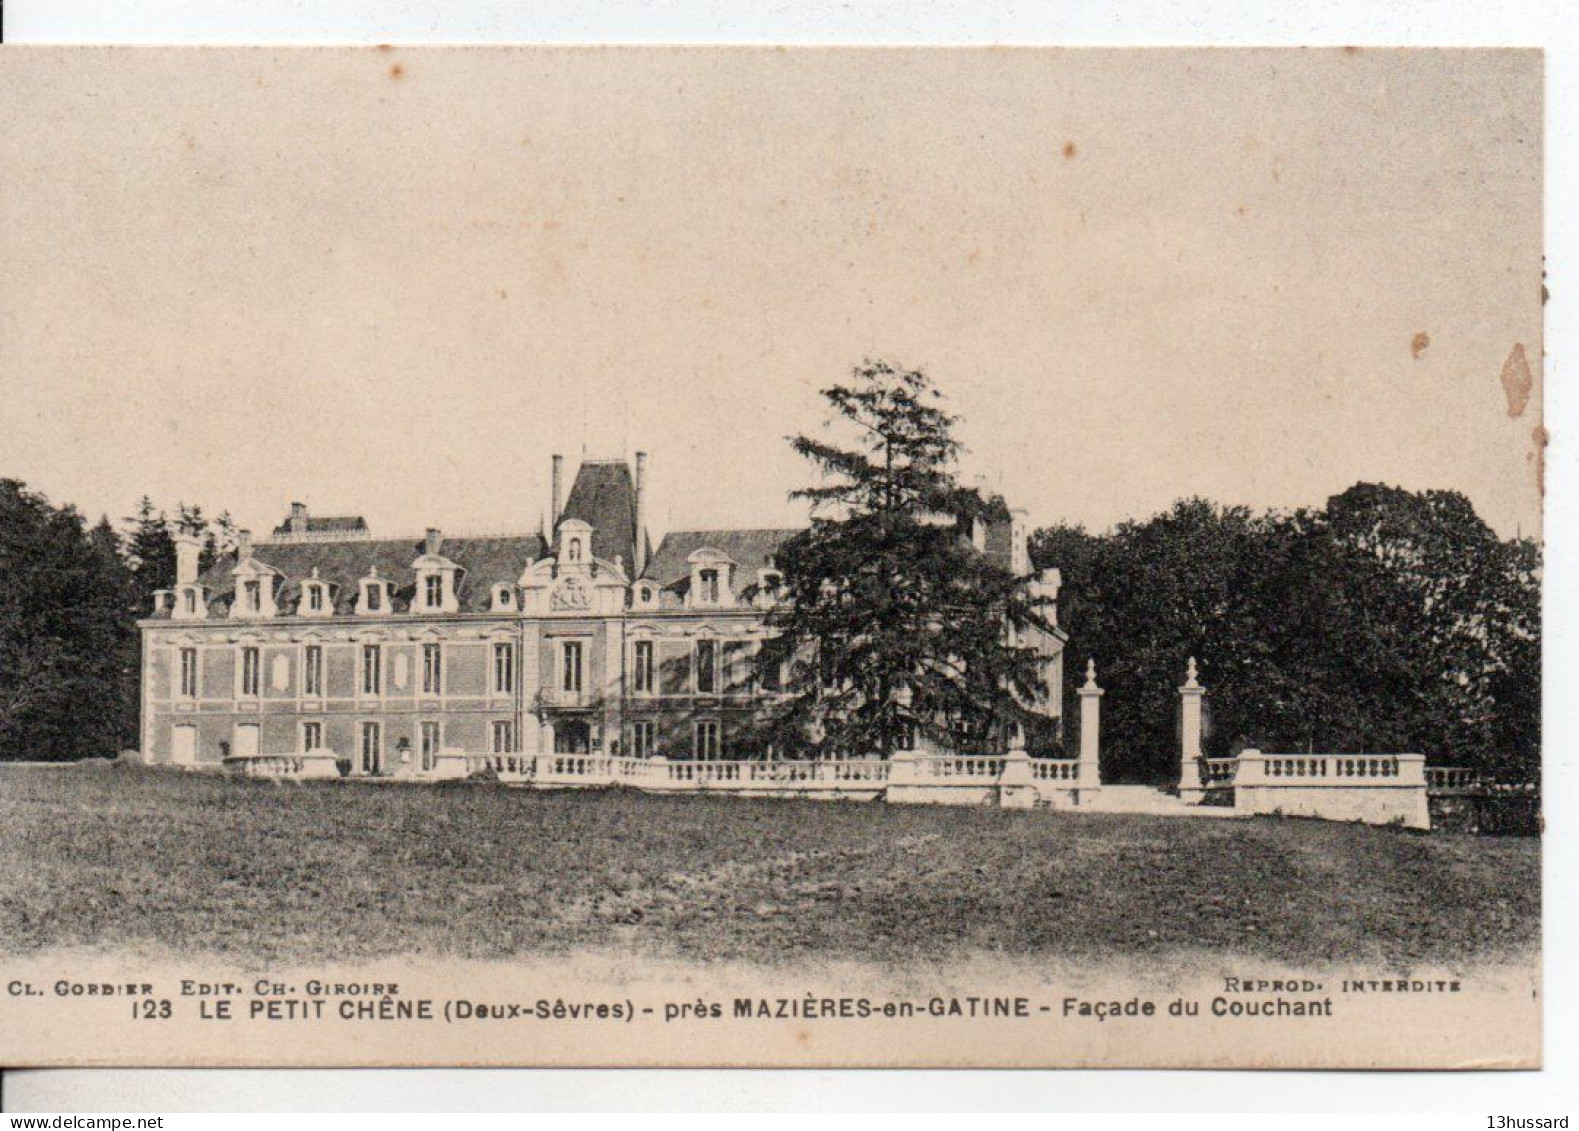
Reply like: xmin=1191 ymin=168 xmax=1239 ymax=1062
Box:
xmin=1500 ymin=343 xmax=1534 ymax=417
xmin=1411 ymin=331 xmax=1430 ymax=359
xmin=389 ymin=63 xmax=406 ymax=81
xmin=1529 ymin=425 xmax=1548 ymax=498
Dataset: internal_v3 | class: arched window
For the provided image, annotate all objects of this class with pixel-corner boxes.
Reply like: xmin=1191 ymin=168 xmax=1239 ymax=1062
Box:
xmin=568 ymin=537 xmax=583 ymax=562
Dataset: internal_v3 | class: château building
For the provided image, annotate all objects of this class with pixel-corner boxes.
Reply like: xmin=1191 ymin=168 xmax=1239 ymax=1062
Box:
xmin=137 ymin=453 xmax=1065 ymax=774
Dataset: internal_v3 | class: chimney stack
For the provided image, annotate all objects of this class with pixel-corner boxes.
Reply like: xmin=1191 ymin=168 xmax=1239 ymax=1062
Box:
xmin=174 ymin=533 xmax=202 ymax=585
xmin=634 ymin=450 xmax=649 ymax=575
xmin=237 ymin=530 xmax=252 ymax=560
xmin=550 ymin=454 xmax=564 ymax=530
xmin=425 ymin=527 xmax=441 ymax=556
xmin=290 ymin=502 xmax=307 ymax=534
xmin=1010 ymin=508 xmax=1029 ymax=575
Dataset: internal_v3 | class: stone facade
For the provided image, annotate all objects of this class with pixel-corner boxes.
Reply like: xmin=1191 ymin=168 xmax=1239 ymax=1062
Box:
xmin=137 ymin=453 xmax=1066 ymax=774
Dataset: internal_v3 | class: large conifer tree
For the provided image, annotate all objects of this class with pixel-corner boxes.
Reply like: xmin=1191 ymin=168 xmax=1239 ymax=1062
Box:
xmin=756 ymin=361 xmax=1053 ymax=758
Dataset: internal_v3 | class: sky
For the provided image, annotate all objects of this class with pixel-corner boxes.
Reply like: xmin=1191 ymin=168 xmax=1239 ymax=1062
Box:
xmin=0 ymin=47 xmax=1544 ymax=541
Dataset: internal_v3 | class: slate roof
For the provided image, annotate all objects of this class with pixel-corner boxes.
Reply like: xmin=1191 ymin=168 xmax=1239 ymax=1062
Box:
xmin=187 ymin=532 xmax=549 ymax=617
xmin=270 ymin=514 xmax=369 ymax=536
xmin=643 ymin=528 xmax=802 ymax=587
xmin=557 ymin=460 xmax=644 ymax=570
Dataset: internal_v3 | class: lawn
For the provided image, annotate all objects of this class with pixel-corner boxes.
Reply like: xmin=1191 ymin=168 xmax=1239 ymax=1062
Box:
xmin=0 ymin=764 xmax=1539 ymax=967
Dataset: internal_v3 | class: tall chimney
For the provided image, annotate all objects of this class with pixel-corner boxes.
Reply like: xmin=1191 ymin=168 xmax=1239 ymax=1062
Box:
xmin=237 ymin=529 xmax=253 ymax=560
xmin=1010 ymin=507 xmax=1029 ymax=575
xmin=550 ymin=454 xmax=564 ymax=530
xmin=174 ymin=533 xmax=202 ymax=585
xmin=634 ymin=450 xmax=649 ymax=575
xmin=290 ymin=501 xmax=307 ymax=534
xmin=425 ymin=527 xmax=441 ymax=556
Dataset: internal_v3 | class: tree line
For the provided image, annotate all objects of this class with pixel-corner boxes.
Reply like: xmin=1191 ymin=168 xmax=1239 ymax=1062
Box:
xmin=0 ymin=481 xmax=235 ymax=761
xmin=1034 ymin=485 xmax=1540 ymax=784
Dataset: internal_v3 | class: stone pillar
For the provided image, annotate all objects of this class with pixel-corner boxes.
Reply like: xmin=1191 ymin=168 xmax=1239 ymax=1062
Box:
xmin=1076 ymin=661 xmax=1104 ymax=795
xmin=998 ymin=722 xmax=1036 ymax=809
xmin=1178 ymin=656 xmax=1206 ymax=799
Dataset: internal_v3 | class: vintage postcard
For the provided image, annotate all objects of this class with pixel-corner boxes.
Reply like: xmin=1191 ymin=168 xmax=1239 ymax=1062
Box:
xmin=0 ymin=45 xmax=1542 ymax=1068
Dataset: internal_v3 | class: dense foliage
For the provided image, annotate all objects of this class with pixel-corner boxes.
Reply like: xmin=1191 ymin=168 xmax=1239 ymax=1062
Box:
xmin=1034 ymin=485 xmax=1540 ymax=784
xmin=0 ymin=482 xmax=234 ymax=761
xmin=756 ymin=361 xmax=1053 ymax=757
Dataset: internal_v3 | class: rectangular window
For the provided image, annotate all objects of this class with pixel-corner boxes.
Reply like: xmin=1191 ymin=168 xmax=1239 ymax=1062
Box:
xmin=633 ymin=640 xmax=654 ymax=694
xmin=303 ymin=645 xmax=322 ymax=697
xmin=695 ymin=639 xmax=717 ymax=694
xmin=243 ymin=579 xmax=261 ymax=613
xmin=301 ymin=721 xmax=323 ymax=751
xmin=723 ymin=640 xmax=751 ymax=694
xmin=492 ymin=720 xmax=514 ymax=754
xmin=700 ymin=568 xmax=719 ymax=603
xmin=240 ymin=646 xmax=260 ymax=697
xmin=359 ymin=721 xmax=381 ymax=775
xmin=179 ymin=647 xmax=198 ymax=698
xmin=760 ymin=646 xmax=783 ymax=694
xmin=183 ymin=589 xmax=198 ymax=615
xmin=493 ymin=642 xmax=514 ymax=695
xmin=361 ymin=644 xmax=381 ymax=696
xmin=659 ymin=645 xmax=690 ymax=696
xmin=562 ymin=641 xmax=583 ymax=693
xmin=422 ymin=643 xmax=443 ymax=695
xmin=425 ymin=574 xmax=443 ymax=608
xmin=694 ymin=719 xmax=721 ymax=760
xmin=420 ymin=721 xmax=440 ymax=771
xmin=307 ymin=585 xmax=324 ymax=612
xmin=630 ymin=720 xmax=656 ymax=758
xmin=365 ymin=585 xmax=382 ymax=612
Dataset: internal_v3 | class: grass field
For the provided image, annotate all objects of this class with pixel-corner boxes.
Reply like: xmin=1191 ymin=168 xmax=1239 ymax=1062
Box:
xmin=0 ymin=764 xmax=1539 ymax=967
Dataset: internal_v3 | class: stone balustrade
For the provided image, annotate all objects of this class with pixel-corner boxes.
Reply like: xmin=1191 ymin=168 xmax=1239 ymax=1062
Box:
xmin=454 ymin=750 xmax=1094 ymax=806
xmin=1030 ymin=759 xmax=1080 ymax=782
xmin=1426 ymin=766 xmax=1483 ymax=792
xmin=1232 ymin=749 xmax=1429 ymax=829
xmin=223 ymin=749 xmax=340 ymax=780
xmin=466 ymin=752 xmax=533 ymax=781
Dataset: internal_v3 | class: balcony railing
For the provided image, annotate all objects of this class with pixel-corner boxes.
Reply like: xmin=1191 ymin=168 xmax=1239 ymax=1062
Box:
xmin=537 ymin=687 xmax=597 ymax=710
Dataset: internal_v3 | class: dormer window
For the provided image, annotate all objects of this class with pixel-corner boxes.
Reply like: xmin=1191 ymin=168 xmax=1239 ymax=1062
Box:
xmin=685 ymin=547 xmax=736 ymax=609
xmin=357 ymin=572 xmax=392 ymax=616
xmin=555 ymin=519 xmax=594 ymax=569
xmin=297 ymin=569 xmax=332 ymax=618
xmin=171 ymin=584 xmax=208 ymax=621
xmin=492 ymin=585 xmax=515 ymax=611
xmin=230 ymin=559 xmax=278 ymax=619
xmin=411 ymin=534 xmax=460 ymax=615
xmin=305 ymin=583 xmax=327 ymax=614
xmin=632 ymin=582 xmax=657 ymax=608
